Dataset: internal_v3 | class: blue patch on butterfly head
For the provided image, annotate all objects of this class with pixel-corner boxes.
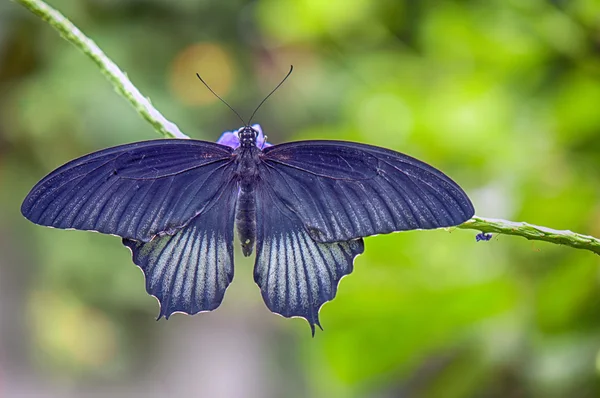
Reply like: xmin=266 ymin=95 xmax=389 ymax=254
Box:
xmin=476 ymin=232 xmax=492 ymax=242
xmin=217 ymin=124 xmax=272 ymax=149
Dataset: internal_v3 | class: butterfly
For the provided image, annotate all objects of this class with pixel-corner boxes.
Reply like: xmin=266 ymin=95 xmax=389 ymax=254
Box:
xmin=21 ymin=123 xmax=474 ymax=334
xmin=20 ymin=67 xmax=474 ymax=334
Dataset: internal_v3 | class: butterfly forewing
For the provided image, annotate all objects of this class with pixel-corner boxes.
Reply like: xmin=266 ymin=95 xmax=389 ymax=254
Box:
xmin=21 ymin=139 xmax=235 ymax=241
xmin=260 ymin=140 xmax=474 ymax=243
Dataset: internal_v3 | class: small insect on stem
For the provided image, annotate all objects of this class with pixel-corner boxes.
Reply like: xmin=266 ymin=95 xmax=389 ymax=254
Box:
xmin=475 ymin=232 xmax=493 ymax=242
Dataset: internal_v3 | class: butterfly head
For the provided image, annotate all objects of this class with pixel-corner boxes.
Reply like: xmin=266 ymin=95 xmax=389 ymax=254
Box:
xmin=197 ymin=65 xmax=292 ymax=149
xmin=217 ymin=124 xmax=272 ymax=149
xmin=239 ymin=125 xmax=258 ymax=148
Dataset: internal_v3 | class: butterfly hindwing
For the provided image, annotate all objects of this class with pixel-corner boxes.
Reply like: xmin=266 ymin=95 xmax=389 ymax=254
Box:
xmin=123 ymin=182 xmax=237 ymax=318
xmin=254 ymin=183 xmax=365 ymax=335
xmin=260 ymin=140 xmax=474 ymax=243
xmin=21 ymin=139 xmax=235 ymax=241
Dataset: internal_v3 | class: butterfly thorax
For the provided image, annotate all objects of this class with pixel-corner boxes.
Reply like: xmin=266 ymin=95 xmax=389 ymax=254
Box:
xmin=239 ymin=126 xmax=258 ymax=148
xmin=234 ymin=144 xmax=261 ymax=256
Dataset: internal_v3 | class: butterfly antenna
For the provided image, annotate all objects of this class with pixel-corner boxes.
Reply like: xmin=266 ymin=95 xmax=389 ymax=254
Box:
xmin=196 ymin=73 xmax=245 ymax=126
xmin=247 ymin=65 xmax=293 ymax=124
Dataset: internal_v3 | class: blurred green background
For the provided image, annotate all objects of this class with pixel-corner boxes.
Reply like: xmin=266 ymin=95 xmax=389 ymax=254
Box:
xmin=1 ymin=0 xmax=600 ymax=396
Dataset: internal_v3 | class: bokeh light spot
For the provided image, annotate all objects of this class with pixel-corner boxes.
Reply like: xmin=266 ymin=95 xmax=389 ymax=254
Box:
xmin=30 ymin=290 xmax=118 ymax=372
xmin=168 ymin=43 xmax=234 ymax=106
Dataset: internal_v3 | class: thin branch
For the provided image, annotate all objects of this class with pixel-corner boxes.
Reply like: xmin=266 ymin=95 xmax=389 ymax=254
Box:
xmin=13 ymin=0 xmax=600 ymax=257
xmin=14 ymin=0 xmax=189 ymax=139
xmin=457 ymin=216 xmax=600 ymax=256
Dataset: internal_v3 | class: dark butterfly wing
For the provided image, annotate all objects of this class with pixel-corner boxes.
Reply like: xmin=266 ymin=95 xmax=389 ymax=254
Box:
xmin=260 ymin=140 xmax=474 ymax=243
xmin=21 ymin=139 xmax=235 ymax=241
xmin=254 ymin=181 xmax=364 ymax=335
xmin=123 ymin=181 xmax=237 ymax=318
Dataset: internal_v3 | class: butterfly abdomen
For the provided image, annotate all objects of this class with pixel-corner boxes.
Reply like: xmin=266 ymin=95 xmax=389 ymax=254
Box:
xmin=236 ymin=183 xmax=256 ymax=256
xmin=234 ymin=147 xmax=261 ymax=256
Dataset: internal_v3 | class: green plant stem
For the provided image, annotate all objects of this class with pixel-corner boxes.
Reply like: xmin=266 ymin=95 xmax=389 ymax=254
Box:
xmin=14 ymin=0 xmax=189 ymax=139
xmin=14 ymin=0 xmax=600 ymax=257
xmin=457 ymin=216 xmax=600 ymax=256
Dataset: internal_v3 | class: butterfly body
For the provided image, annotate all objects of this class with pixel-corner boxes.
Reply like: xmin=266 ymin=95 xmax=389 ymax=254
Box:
xmin=21 ymin=124 xmax=475 ymax=334
xmin=234 ymin=128 xmax=262 ymax=256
